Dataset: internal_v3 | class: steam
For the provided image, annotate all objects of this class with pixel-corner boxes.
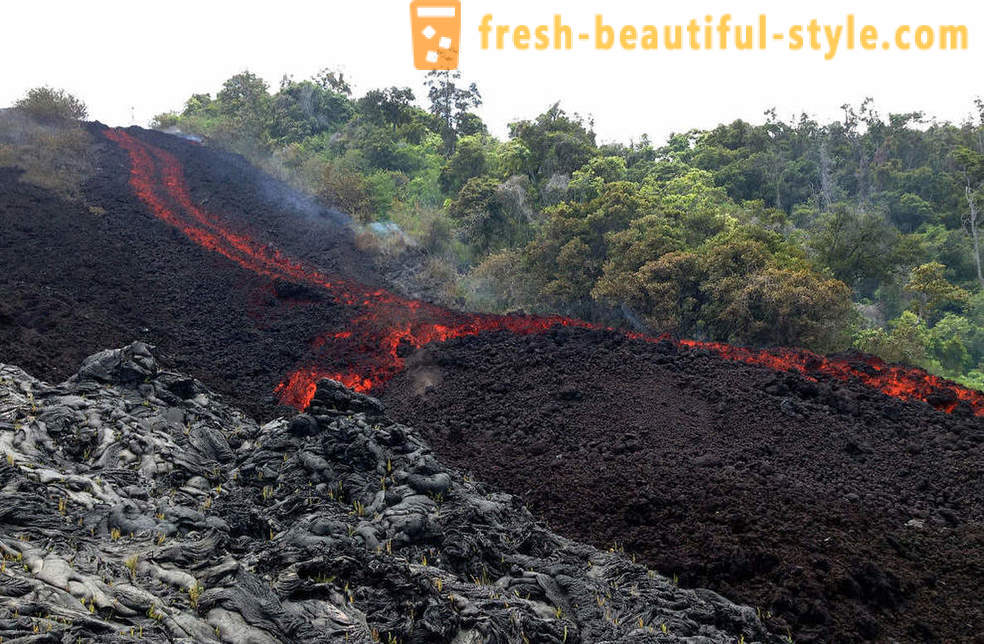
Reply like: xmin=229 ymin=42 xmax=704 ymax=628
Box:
xmin=619 ymin=302 xmax=652 ymax=334
xmin=409 ymin=366 xmax=443 ymax=395
xmin=159 ymin=126 xmax=203 ymax=144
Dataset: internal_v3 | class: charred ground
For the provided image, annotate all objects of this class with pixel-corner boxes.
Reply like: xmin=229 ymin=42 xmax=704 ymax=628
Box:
xmin=0 ymin=125 xmax=378 ymax=420
xmin=382 ymin=328 xmax=984 ymax=642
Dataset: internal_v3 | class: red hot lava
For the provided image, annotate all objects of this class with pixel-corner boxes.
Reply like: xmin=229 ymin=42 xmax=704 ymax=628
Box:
xmin=104 ymin=128 xmax=984 ymax=417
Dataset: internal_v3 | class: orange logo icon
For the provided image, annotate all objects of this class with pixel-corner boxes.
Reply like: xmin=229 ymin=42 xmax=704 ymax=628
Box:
xmin=410 ymin=0 xmax=461 ymax=70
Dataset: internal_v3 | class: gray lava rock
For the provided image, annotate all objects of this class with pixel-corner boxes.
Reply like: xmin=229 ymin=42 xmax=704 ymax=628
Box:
xmin=309 ymin=378 xmax=385 ymax=416
xmin=0 ymin=345 xmax=781 ymax=643
xmin=76 ymin=341 xmax=158 ymax=384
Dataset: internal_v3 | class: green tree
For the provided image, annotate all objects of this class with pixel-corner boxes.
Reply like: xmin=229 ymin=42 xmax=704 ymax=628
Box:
xmin=439 ymin=135 xmax=489 ymax=195
xmin=509 ymin=103 xmax=596 ymax=186
xmin=854 ymin=310 xmax=931 ymax=366
xmin=716 ymin=268 xmax=855 ymax=351
xmin=927 ymin=314 xmax=976 ymax=373
xmin=593 ymin=250 xmax=703 ymax=335
xmin=447 ymin=177 xmax=523 ymax=254
xmin=218 ymin=72 xmax=270 ymax=117
xmin=568 ymin=156 xmax=627 ymax=202
xmin=216 ymin=71 xmax=272 ymax=140
xmin=424 ymin=70 xmax=482 ymax=147
xmin=183 ymin=93 xmax=214 ymax=116
xmin=15 ymin=86 xmax=87 ymax=124
xmin=320 ymin=164 xmax=373 ymax=222
xmin=269 ymin=79 xmax=353 ymax=144
xmin=904 ymin=261 xmax=970 ymax=320
xmin=356 ymin=87 xmax=416 ymax=131
xmin=313 ymin=67 xmax=352 ymax=96
xmin=951 ymin=146 xmax=984 ymax=288
xmin=807 ymin=204 xmax=900 ymax=291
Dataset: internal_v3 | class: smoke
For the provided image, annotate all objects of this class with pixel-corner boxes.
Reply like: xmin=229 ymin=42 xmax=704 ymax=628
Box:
xmin=618 ymin=303 xmax=653 ymax=335
xmin=255 ymin=169 xmax=350 ymax=227
xmin=0 ymin=108 xmax=94 ymax=199
xmin=0 ymin=108 xmax=36 ymax=145
xmin=159 ymin=126 xmax=203 ymax=144
xmin=409 ymin=366 xmax=443 ymax=396
xmin=106 ymin=127 xmax=984 ymax=417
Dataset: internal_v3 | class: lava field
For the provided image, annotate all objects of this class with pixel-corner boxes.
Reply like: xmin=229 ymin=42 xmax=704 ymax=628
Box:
xmin=382 ymin=329 xmax=984 ymax=642
xmin=2 ymin=126 xmax=983 ymax=642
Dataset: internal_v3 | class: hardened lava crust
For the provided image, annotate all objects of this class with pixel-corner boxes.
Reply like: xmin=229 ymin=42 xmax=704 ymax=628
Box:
xmin=381 ymin=328 xmax=984 ymax=643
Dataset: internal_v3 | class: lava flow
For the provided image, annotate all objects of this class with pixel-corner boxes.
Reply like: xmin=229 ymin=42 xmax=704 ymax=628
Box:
xmin=104 ymin=128 xmax=984 ymax=417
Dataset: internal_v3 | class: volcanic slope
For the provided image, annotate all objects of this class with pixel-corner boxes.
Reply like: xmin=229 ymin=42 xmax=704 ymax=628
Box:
xmin=0 ymin=125 xmax=380 ymax=420
xmin=59 ymin=127 xmax=984 ymax=418
xmin=3 ymin=123 xmax=984 ymax=641
xmin=381 ymin=328 xmax=984 ymax=643
xmin=7 ymin=124 xmax=981 ymax=422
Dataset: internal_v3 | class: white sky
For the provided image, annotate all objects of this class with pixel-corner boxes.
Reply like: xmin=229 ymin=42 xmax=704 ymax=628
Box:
xmin=1 ymin=0 xmax=981 ymax=144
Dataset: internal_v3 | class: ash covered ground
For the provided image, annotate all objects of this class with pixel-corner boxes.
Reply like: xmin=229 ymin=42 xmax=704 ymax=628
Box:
xmin=0 ymin=343 xmax=777 ymax=642
xmin=0 ymin=125 xmax=379 ymax=421
xmin=382 ymin=329 xmax=984 ymax=642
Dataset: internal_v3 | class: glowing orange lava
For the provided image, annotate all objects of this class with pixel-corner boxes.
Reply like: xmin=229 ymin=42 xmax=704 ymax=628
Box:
xmin=105 ymin=128 xmax=984 ymax=417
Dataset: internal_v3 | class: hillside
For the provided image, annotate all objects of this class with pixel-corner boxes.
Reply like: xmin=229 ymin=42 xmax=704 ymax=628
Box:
xmin=383 ymin=328 xmax=984 ymax=641
xmin=0 ymin=124 xmax=982 ymax=641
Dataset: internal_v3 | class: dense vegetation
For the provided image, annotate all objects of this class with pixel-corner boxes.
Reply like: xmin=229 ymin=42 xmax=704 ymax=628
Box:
xmin=59 ymin=73 xmax=981 ymax=389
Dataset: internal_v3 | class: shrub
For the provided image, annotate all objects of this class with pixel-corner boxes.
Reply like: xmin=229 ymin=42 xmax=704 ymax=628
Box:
xmin=15 ymin=87 xmax=87 ymax=124
xmin=320 ymin=164 xmax=374 ymax=222
xmin=462 ymin=249 xmax=538 ymax=313
xmin=151 ymin=112 xmax=180 ymax=129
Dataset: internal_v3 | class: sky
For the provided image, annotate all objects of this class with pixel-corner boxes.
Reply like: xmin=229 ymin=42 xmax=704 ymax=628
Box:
xmin=1 ymin=0 xmax=981 ymax=144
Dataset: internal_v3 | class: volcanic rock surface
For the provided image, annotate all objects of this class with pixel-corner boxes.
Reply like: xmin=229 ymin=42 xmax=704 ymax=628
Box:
xmin=0 ymin=126 xmax=378 ymax=421
xmin=0 ymin=343 xmax=779 ymax=643
xmin=381 ymin=328 xmax=984 ymax=643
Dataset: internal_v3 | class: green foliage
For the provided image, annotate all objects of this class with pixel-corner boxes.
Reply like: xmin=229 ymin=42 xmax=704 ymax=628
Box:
xmin=424 ymin=70 xmax=483 ymax=145
xmin=216 ymin=71 xmax=272 ymax=140
xmin=508 ymin=103 xmax=596 ymax=185
xmin=14 ymin=86 xmax=87 ymax=124
xmin=807 ymin=205 xmax=899 ymax=290
xmin=904 ymin=261 xmax=970 ymax=320
xmin=717 ymin=267 xmax=855 ymax=352
xmin=313 ymin=67 xmax=352 ymax=96
xmin=448 ymin=176 xmax=529 ymax=254
xmin=270 ymin=79 xmax=353 ymax=144
xmin=357 ymin=87 xmax=416 ymax=131
xmin=462 ymin=249 xmax=538 ymax=312
xmin=569 ymin=156 xmax=626 ymax=202
xmin=593 ymin=250 xmax=700 ymax=335
xmin=855 ymin=311 xmax=932 ymax=368
xmin=439 ymin=135 xmax=490 ymax=195
xmin=151 ymin=112 xmax=180 ymax=130
xmin=320 ymin=163 xmax=374 ymax=222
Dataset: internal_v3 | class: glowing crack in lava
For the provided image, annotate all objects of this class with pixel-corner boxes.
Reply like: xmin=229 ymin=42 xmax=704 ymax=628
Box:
xmin=104 ymin=128 xmax=984 ymax=417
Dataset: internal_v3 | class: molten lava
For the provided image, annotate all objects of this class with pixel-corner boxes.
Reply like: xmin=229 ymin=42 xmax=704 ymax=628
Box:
xmin=104 ymin=128 xmax=984 ymax=417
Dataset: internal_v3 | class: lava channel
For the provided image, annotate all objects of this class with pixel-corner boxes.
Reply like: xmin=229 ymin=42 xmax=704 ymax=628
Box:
xmin=104 ymin=128 xmax=984 ymax=417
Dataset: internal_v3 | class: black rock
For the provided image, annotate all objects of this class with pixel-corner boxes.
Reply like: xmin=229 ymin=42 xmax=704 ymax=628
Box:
xmin=288 ymin=413 xmax=320 ymax=437
xmin=309 ymin=378 xmax=385 ymax=416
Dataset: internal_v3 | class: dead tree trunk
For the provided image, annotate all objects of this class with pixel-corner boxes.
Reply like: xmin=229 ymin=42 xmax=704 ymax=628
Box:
xmin=966 ymin=185 xmax=984 ymax=289
xmin=819 ymin=139 xmax=834 ymax=211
